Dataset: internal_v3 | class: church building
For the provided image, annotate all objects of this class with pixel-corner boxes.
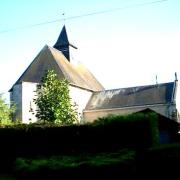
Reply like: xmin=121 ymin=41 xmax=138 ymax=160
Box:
xmin=9 ymin=26 xmax=180 ymax=123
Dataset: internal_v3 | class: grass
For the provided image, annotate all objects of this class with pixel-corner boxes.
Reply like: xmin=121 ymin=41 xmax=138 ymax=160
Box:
xmin=1 ymin=142 xmax=180 ymax=179
xmin=14 ymin=149 xmax=136 ymax=179
xmin=0 ymin=174 xmax=15 ymax=180
xmin=15 ymin=149 xmax=136 ymax=171
xmin=137 ymin=143 xmax=180 ymax=178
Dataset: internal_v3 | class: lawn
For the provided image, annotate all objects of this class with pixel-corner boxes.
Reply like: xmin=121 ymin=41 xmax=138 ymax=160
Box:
xmin=14 ymin=149 xmax=136 ymax=179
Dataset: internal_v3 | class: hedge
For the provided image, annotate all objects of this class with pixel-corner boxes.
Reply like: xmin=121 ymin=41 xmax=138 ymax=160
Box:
xmin=0 ymin=112 xmax=159 ymax=173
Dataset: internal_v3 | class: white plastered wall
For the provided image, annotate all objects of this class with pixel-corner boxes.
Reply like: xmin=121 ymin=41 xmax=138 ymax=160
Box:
xmin=69 ymin=85 xmax=93 ymax=122
xmin=12 ymin=82 xmax=93 ymax=124
xmin=22 ymin=82 xmax=38 ymax=123
xmin=10 ymin=84 xmax=22 ymax=121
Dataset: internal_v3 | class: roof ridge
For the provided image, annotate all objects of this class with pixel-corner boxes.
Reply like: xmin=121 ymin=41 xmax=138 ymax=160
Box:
xmin=103 ymin=81 xmax=175 ymax=92
xmin=49 ymin=46 xmax=96 ymax=90
xmin=10 ymin=44 xmax=105 ymax=92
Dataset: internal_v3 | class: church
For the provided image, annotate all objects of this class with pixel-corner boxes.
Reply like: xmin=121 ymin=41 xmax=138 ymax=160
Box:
xmin=9 ymin=26 xmax=180 ymax=123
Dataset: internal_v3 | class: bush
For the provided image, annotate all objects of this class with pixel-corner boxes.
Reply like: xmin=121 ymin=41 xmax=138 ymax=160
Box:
xmin=0 ymin=94 xmax=15 ymax=125
xmin=93 ymin=112 xmax=159 ymax=146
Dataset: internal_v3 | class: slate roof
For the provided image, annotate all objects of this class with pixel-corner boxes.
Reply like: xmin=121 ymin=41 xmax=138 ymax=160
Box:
xmin=54 ymin=25 xmax=77 ymax=49
xmin=53 ymin=25 xmax=77 ymax=61
xmin=85 ymin=82 xmax=175 ymax=110
xmin=10 ymin=45 xmax=104 ymax=92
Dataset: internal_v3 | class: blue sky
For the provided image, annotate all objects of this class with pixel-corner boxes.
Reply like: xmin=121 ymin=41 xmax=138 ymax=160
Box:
xmin=0 ymin=0 xmax=180 ymax=101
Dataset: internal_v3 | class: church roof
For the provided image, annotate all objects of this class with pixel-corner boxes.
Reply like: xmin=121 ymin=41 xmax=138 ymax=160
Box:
xmin=10 ymin=45 xmax=104 ymax=92
xmin=85 ymin=82 xmax=175 ymax=110
xmin=53 ymin=25 xmax=77 ymax=50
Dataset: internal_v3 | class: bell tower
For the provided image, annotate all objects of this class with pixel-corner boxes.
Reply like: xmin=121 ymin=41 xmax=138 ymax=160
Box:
xmin=53 ymin=25 xmax=77 ymax=61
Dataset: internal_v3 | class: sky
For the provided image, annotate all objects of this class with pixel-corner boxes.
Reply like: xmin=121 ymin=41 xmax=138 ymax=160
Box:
xmin=0 ymin=0 xmax=180 ymax=102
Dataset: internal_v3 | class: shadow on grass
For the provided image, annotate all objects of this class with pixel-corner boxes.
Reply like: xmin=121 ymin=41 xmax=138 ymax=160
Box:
xmin=14 ymin=149 xmax=136 ymax=179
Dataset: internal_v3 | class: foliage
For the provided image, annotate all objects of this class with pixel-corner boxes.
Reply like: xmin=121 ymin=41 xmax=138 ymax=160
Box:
xmin=15 ymin=149 xmax=136 ymax=172
xmin=93 ymin=112 xmax=155 ymax=125
xmin=14 ymin=150 xmax=136 ymax=178
xmin=93 ymin=112 xmax=160 ymax=146
xmin=12 ymin=143 xmax=180 ymax=178
xmin=34 ymin=70 xmax=78 ymax=125
xmin=148 ymin=113 xmax=159 ymax=146
xmin=149 ymin=142 xmax=180 ymax=152
xmin=0 ymin=94 xmax=15 ymax=125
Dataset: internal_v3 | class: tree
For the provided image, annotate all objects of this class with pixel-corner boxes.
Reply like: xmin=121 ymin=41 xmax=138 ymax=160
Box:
xmin=0 ymin=94 xmax=14 ymax=125
xmin=34 ymin=70 xmax=78 ymax=124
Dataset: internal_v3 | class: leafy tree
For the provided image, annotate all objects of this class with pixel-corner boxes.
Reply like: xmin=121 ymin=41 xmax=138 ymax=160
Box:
xmin=34 ymin=70 xmax=78 ymax=124
xmin=0 ymin=94 xmax=14 ymax=125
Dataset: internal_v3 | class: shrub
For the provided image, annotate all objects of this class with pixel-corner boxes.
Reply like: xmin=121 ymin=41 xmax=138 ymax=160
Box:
xmin=0 ymin=94 xmax=15 ymax=125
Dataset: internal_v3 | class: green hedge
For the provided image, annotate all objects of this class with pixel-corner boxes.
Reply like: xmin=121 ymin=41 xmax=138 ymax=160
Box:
xmin=0 ymin=112 xmax=159 ymax=155
xmin=0 ymin=112 xmax=159 ymax=173
xmin=93 ymin=112 xmax=159 ymax=146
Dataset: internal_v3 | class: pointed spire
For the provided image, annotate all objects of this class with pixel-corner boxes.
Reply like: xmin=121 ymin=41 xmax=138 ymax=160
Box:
xmin=54 ymin=25 xmax=68 ymax=48
xmin=53 ymin=25 xmax=77 ymax=61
